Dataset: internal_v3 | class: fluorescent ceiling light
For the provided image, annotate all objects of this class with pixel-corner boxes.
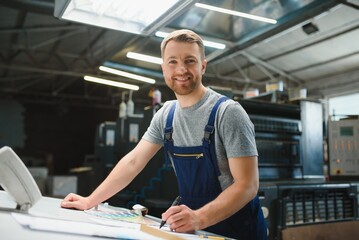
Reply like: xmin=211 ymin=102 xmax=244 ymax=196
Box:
xmin=195 ymin=3 xmax=277 ymax=24
xmin=54 ymin=0 xmax=197 ymax=35
xmin=99 ymin=66 xmax=156 ymax=84
xmin=155 ymin=31 xmax=226 ymax=50
xmin=126 ymin=52 xmax=163 ymax=65
xmin=84 ymin=76 xmax=139 ymax=90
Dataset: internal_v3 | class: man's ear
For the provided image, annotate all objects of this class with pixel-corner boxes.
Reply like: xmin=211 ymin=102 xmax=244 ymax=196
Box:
xmin=202 ymin=59 xmax=207 ymax=74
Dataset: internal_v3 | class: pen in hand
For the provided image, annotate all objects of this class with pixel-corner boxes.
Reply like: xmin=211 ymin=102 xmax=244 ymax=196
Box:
xmin=159 ymin=196 xmax=181 ymax=229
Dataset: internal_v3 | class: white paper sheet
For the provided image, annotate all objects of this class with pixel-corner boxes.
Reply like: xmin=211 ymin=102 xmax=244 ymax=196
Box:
xmin=12 ymin=213 xmax=159 ymax=239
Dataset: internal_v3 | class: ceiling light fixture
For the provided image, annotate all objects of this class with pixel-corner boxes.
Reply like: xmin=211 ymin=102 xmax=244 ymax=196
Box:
xmin=99 ymin=66 xmax=156 ymax=84
xmin=126 ymin=52 xmax=163 ymax=65
xmin=84 ymin=76 xmax=139 ymax=90
xmin=195 ymin=3 xmax=277 ymax=24
xmin=155 ymin=31 xmax=226 ymax=49
xmin=54 ymin=0 xmax=198 ymax=35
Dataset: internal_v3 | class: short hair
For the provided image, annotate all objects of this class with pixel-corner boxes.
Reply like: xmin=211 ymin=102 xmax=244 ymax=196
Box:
xmin=160 ymin=29 xmax=205 ymax=60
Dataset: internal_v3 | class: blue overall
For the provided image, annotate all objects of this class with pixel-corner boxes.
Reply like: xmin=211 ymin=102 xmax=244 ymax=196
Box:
xmin=163 ymin=96 xmax=267 ymax=240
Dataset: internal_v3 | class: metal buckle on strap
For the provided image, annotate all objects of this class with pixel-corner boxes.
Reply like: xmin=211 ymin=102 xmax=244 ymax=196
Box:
xmin=165 ymin=132 xmax=172 ymax=141
xmin=164 ymin=127 xmax=173 ymax=140
xmin=203 ymin=125 xmax=214 ymax=141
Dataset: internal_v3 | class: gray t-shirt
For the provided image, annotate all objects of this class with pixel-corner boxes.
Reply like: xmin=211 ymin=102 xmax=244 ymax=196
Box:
xmin=142 ymin=88 xmax=258 ymax=190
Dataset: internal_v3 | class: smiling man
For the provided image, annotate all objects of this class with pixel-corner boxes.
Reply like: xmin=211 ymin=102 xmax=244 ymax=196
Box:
xmin=61 ymin=29 xmax=267 ymax=240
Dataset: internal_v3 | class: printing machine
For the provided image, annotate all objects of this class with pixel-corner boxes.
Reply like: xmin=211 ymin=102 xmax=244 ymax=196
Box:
xmin=240 ymin=99 xmax=358 ymax=240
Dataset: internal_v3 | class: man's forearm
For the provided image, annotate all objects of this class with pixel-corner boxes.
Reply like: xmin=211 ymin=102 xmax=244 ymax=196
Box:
xmin=194 ymin=180 xmax=258 ymax=229
xmin=86 ymin=139 xmax=161 ymax=208
xmin=86 ymin=152 xmax=145 ymax=208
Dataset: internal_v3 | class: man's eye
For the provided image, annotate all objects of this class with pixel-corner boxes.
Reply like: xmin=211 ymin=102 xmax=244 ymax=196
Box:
xmin=186 ymin=59 xmax=196 ymax=64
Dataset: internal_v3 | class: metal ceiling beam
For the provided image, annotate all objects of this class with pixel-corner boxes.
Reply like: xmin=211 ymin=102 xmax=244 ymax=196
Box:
xmin=311 ymin=79 xmax=359 ymax=99
xmin=9 ymin=8 xmax=27 ymax=59
xmin=229 ymin=58 xmax=251 ymax=83
xmin=209 ymin=0 xmax=340 ymax=64
xmin=252 ymin=62 xmax=277 ymax=83
xmin=16 ymin=77 xmax=46 ymax=91
xmin=68 ymin=29 xmax=107 ymax=67
xmin=0 ymin=73 xmax=43 ymax=82
xmin=206 ymin=49 xmax=229 ymax=62
xmin=305 ymin=67 xmax=359 ymax=98
xmin=264 ymin=22 xmax=359 ymax=62
xmin=23 ymin=50 xmax=40 ymax=66
xmin=239 ymin=51 xmax=302 ymax=84
xmin=342 ymin=0 xmax=359 ymax=10
xmin=288 ymin=50 xmax=359 ymax=73
xmin=92 ymin=30 xmax=143 ymax=61
xmin=212 ymin=14 xmax=359 ymax=79
xmin=1 ymin=47 xmax=93 ymax=73
xmin=4 ymin=50 xmax=21 ymax=63
xmin=0 ymin=25 xmax=88 ymax=34
xmin=52 ymin=76 xmax=76 ymax=95
xmin=0 ymin=64 xmax=162 ymax=87
xmin=4 ymin=47 xmax=86 ymax=60
xmin=204 ymin=72 xmax=264 ymax=86
xmin=206 ymin=50 xmax=301 ymax=86
xmin=0 ymin=0 xmax=54 ymax=15
xmin=305 ymin=67 xmax=359 ymax=89
xmin=30 ymin=29 xmax=87 ymax=50
xmin=0 ymin=64 xmax=87 ymax=77
xmin=50 ymin=52 xmax=69 ymax=70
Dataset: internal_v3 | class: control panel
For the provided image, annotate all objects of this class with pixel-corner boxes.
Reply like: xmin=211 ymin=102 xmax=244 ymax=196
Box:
xmin=329 ymin=118 xmax=359 ymax=177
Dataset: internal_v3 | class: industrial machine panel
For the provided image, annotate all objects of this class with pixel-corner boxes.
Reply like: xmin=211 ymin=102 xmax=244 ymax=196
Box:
xmin=277 ymin=183 xmax=357 ymax=240
xmin=240 ymin=99 xmax=324 ymax=180
xmin=329 ymin=118 xmax=359 ymax=179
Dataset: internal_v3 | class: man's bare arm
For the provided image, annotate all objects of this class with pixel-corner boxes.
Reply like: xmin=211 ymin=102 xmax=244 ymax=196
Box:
xmin=61 ymin=139 xmax=161 ymax=210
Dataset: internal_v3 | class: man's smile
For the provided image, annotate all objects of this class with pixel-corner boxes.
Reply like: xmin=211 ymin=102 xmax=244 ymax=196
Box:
xmin=173 ymin=76 xmax=191 ymax=81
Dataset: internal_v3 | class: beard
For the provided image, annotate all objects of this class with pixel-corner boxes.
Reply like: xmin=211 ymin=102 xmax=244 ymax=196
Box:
xmin=168 ymin=81 xmax=198 ymax=95
xmin=167 ymin=78 xmax=199 ymax=96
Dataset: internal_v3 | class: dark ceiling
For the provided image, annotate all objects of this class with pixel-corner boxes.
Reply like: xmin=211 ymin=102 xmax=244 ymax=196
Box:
xmin=0 ymin=0 xmax=358 ymax=110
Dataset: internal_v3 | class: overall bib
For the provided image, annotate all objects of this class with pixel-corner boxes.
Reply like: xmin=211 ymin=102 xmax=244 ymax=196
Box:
xmin=163 ymin=96 xmax=267 ymax=240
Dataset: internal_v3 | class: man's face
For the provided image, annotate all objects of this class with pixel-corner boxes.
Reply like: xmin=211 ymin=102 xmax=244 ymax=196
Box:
xmin=161 ymin=40 xmax=206 ymax=96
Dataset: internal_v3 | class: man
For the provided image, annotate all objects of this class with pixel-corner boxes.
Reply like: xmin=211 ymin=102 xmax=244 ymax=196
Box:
xmin=61 ymin=29 xmax=267 ymax=239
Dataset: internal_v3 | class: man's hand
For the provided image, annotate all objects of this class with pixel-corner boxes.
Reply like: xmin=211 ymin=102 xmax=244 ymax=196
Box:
xmin=60 ymin=193 xmax=91 ymax=210
xmin=161 ymin=204 xmax=202 ymax=233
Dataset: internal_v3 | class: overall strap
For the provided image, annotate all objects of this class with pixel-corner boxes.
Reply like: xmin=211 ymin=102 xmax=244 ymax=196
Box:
xmin=164 ymin=101 xmax=177 ymax=166
xmin=203 ymin=96 xmax=229 ymax=143
xmin=164 ymin=101 xmax=177 ymax=141
xmin=203 ymin=96 xmax=229 ymax=176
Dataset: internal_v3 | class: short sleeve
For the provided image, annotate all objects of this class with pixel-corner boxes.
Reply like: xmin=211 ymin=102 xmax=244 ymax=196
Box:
xmin=217 ymin=102 xmax=258 ymax=158
xmin=142 ymin=102 xmax=173 ymax=145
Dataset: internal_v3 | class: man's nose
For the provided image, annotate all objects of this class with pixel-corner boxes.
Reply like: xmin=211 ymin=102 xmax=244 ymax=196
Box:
xmin=175 ymin=63 xmax=187 ymax=73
